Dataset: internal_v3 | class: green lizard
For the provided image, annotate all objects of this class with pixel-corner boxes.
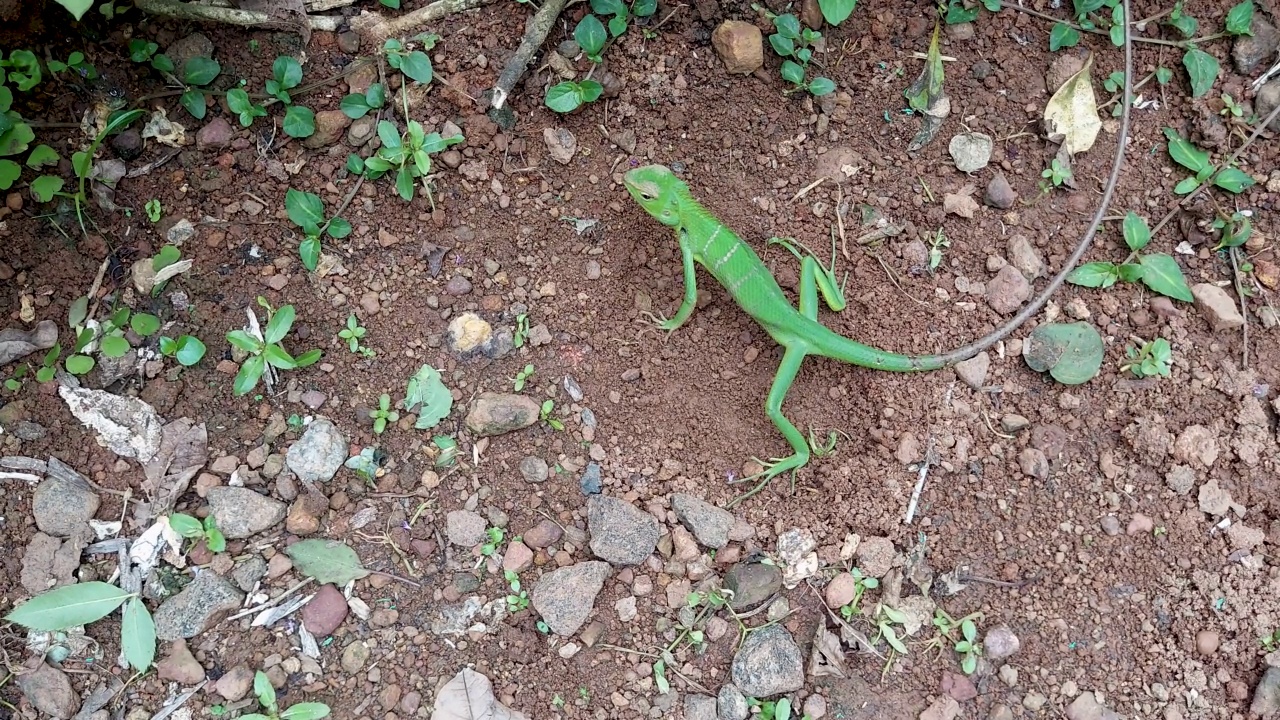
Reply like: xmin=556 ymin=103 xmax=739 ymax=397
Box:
xmin=622 ymin=163 xmax=1098 ymax=505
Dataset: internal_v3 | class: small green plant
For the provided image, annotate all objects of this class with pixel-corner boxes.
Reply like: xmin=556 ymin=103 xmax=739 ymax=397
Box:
xmin=540 ymin=399 xmax=564 ymax=431
xmin=338 ymin=314 xmax=372 ymax=356
xmin=158 ymin=335 xmax=207 ymax=366
xmin=767 ymin=14 xmax=835 ymax=96
xmin=551 ymin=695 xmax=565 ymax=709
xmin=383 ymin=36 xmax=435 ymax=84
xmin=369 ymin=393 xmax=399 ymax=434
xmin=941 ymin=0 xmax=999 ymax=24
xmin=1164 ymin=128 xmax=1255 ymax=195
xmin=264 ymin=56 xmax=315 ymax=138
xmin=226 ymin=302 xmax=323 ymax=396
xmin=168 ymin=513 xmax=227 ymax=552
xmin=37 ymin=108 xmax=145 ymax=234
xmin=837 ymin=567 xmax=879 ymax=619
xmin=545 ymin=80 xmax=605 ymax=113
xmin=1211 ymin=211 xmax=1252 ymax=251
xmin=1219 ymin=93 xmax=1244 ymax=118
xmin=480 ymin=526 xmax=505 ymax=556
xmin=953 ymin=617 xmax=982 ymax=674
xmin=284 ymin=188 xmax=352 ymax=272
xmin=1041 ymin=157 xmax=1072 ymax=188
xmin=512 ymin=313 xmax=530 ymax=347
xmin=380 ymin=0 xmax=401 ymax=7
xmin=504 ymin=569 xmax=529 ymax=611
xmin=1261 ymin=628 xmax=1280 ymax=653
xmin=578 ymin=687 xmax=590 ymax=701
xmin=927 ymin=228 xmax=949 ymax=272
xmin=405 ymin=364 xmax=453 ymax=430
xmin=144 ymin=198 xmax=162 ymax=222
xmin=340 ymin=83 xmax=387 ymax=119
xmin=127 ymin=39 xmax=174 ymax=73
xmin=807 ymin=428 xmax=839 ymax=457
xmin=47 ymin=51 xmax=97 ymax=79
xmin=173 ymin=56 xmax=222 ymax=120
xmin=227 ymin=88 xmax=268 ymax=127
xmin=747 ymin=696 xmax=798 ymax=720
xmin=4 ymin=581 xmax=155 ymax=673
xmin=1122 ymin=337 xmax=1172 ymax=378
xmin=349 ymin=120 xmax=464 ymax=205
xmin=590 ymin=0 xmax=656 ymax=37
xmin=242 ymin=670 xmax=330 ymax=720
xmin=512 ymin=363 xmax=534 ymax=391
xmin=872 ymin=604 xmax=910 ymax=655
xmin=1067 ymin=211 xmax=1194 ymax=303
xmin=1102 ymin=70 xmax=1125 ymax=93
xmin=431 ymin=435 xmax=459 ymax=468
xmin=287 ymin=414 xmax=304 ymax=431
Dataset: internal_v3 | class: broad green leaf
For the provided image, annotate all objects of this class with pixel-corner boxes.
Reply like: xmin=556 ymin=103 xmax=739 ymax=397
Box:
xmin=273 ymin=56 xmax=303 ymax=89
xmin=1226 ymin=0 xmax=1254 ymax=35
xmin=1117 ymin=262 xmax=1144 ymax=282
xmin=281 ymin=703 xmax=332 ymax=720
xmin=1121 ymin=212 xmax=1150 ymax=252
xmin=180 ymin=89 xmax=207 ymax=119
xmin=346 ymin=154 xmax=365 ymax=174
xmin=546 ymin=83 xmax=583 ymax=112
xmin=56 ymin=0 xmax=94 ymax=19
xmin=365 ymin=83 xmax=386 ymax=108
xmin=30 ymin=175 xmax=63 ymax=202
xmin=575 ymin=15 xmax=607 ymax=58
xmin=65 ymin=354 xmax=94 ymax=374
xmin=780 ymin=60 xmax=805 ymax=85
xmin=282 ymin=105 xmax=315 ymax=139
xmin=121 ymin=596 xmax=156 ymax=671
xmin=100 ymin=335 xmax=131 ymax=357
xmin=1173 ymin=176 xmax=1201 ymax=194
xmin=818 ymin=0 xmax=857 ymax=26
xmin=1169 ymin=10 xmax=1197 ymax=38
xmin=1066 ymin=261 xmax=1119 ymax=288
xmin=376 ymin=120 xmax=402 ymax=149
xmin=769 ymin=34 xmax=796 ymax=58
xmin=774 ymin=13 xmax=801 ymax=39
xmin=608 ymin=16 xmax=627 ymax=37
xmin=130 ymin=313 xmax=160 ymax=336
xmin=153 ymin=245 xmax=181 ymax=271
xmin=1023 ymin=322 xmax=1103 ymax=385
xmin=1162 ymin=128 xmax=1209 ymax=173
xmin=169 ymin=513 xmax=203 ymax=537
xmin=406 ymin=364 xmax=453 ymax=429
xmin=264 ymin=305 xmax=297 ymax=345
xmin=294 ymin=349 xmax=322 ymax=367
xmin=182 ymin=57 xmax=221 ymax=86
xmin=285 ymin=539 xmax=371 ymax=584
xmin=340 ymin=93 xmax=371 ymax=119
xmin=590 ymin=0 xmax=626 ymax=16
xmin=653 ymin=660 xmax=670 ymax=694
xmin=809 ymin=77 xmax=836 ymax=96
xmin=0 ymin=159 xmax=18 ymax=189
xmin=233 ymin=354 xmax=265 ymax=396
xmin=1212 ymin=167 xmax=1254 ymax=194
xmin=299 ymin=236 xmax=320 ymax=271
xmin=1155 ymin=66 xmax=1173 ymax=84
xmin=26 ymin=144 xmax=58 ymax=169
xmin=579 ymin=80 xmax=604 ymax=103
xmin=175 ymin=336 xmax=206 ymax=366
xmin=226 ymin=329 xmax=262 ymax=354
xmin=1182 ymin=47 xmax=1218 ymax=98
xmin=254 ymin=671 xmax=277 ymax=710
xmin=1138 ymin=253 xmax=1193 ymax=302
xmin=395 ymin=166 xmax=413 ymax=200
xmin=399 ymin=50 xmax=433 ymax=83
xmin=634 ymin=0 xmax=657 ymax=16
xmin=4 ymin=582 xmax=131 ymax=630
xmin=1049 ymin=23 xmax=1080 ymax=51
xmin=0 ymin=122 xmax=35 ymax=157
xmin=327 ymin=217 xmax=352 ymax=239
xmin=264 ymin=343 xmax=298 ymax=370
xmin=284 ymin=189 xmax=325 ymax=234
xmin=152 ymin=54 xmax=175 ymax=74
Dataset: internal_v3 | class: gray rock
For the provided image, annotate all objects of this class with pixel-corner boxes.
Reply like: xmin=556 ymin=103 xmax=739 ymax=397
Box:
xmin=1065 ymin=691 xmax=1116 ymax=720
xmin=59 ymin=386 xmax=163 ymax=461
xmin=446 ymin=510 xmax=488 ymax=547
xmin=531 ymin=561 xmax=611 ymax=636
xmin=341 ymin=640 xmax=370 ymax=673
xmin=464 ymin=392 xmax=541 ymax=436
xmin=153 ymin=571 xmax=244 ymax=640
xmin=16 ymin=662 xmax=79 ymax=719
xmin=723 ymin=561 xmax=782 ymax=611
xmin=718 ymin=684 xmax=750 ymax=720
xmin=167 ymin=33 xmax=214 ymax=71
xmin=32 ymin=460 xmax=99 ymax=537
xmin=167 ymin=218 xmax=196 ymax=246
xmin=1253 ymin=668 xmax=1280 ymax=717
xmin=1007 ymin=234 xmax=1045 ymax=280
xmin=231 ymin=555 xmax=268 ymax=592
xmin=730 ymin=625 xmax=804 ymax=697
xmin=519 ymin=456 xmax=549 ymax=483
xmin=0 ymin=319 xmax=58 ymax=365
xmin=984 ymin=625 xmax=1021 ymax=659
xmin=286 ymin=417 xmax=346 ymax=483
xmin=1232 ymin=17 xmax=1280 ymax=74
xmin=953 ymin=352 xmax=989 ymax=389
xmin=948 ymin=132 xmax=992 ymax=172
xmin=1258 ymin=79 xmax=1280 ymax=132
xmin=672 ymin=493 xmax=735 ymax=549
xmin=579 ymin=462 xmax=602 ymax=494
xmin=587 ymin=495 xmax=659 ymax=565
xmin=686 ymin=694 xmax=718 ymax=720
xmin=985 ymin=265 xmax=1031 ymax=315
xmin=985 ymin=172 xmax=1017 ymax=209
xmin=207 ymin=486 xmax=286 ymax=539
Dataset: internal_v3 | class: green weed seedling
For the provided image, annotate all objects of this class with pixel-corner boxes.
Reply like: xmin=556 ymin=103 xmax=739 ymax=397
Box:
xmin=504 ymin=569 xmax=530 ymax=611
xmin=1220 ymin=93 xmax=1244 ymax=118
xmin=747 ymin=696 xmax=807 ymax=720
xmin=226 ymin=302 xmax=322 ymax=396
xmin=144 ymin=198 xmax=162 ymax=222
xmin=127 ymin=39 xmax=175 ymax=73
xmin=284 ymin=188 xmax=352 ymax=272
xmin=1211 ymin=211 xmax=1252 ymax=252
xmin=266 ymin=56 xmax=315 ymax=139
xmin=940 ymin=0 xmax=999 ymax=25
xmin=590 ymin=0 xmax=656 ymax=37
xmin=242 ymin=670 xmax=331 ymax=720
xmin=512 ymin=363 xmax=534 ymax=391
xmin=369 ymin=393 xmax=399 ymax=434
xmin=480 ymin=527 xmax=505 ymax=556
xmin=1122 ymin=337 xmax=1172 ymax=378
xmin=384 ymin=35 xmax=436 ymax=85
xmin=169 ymin=512 xmax=227 ymax=552
xmin=953 ymin=617 xmax=982 ymax=674
xmin=837 ymin=567 xmax=879 ymax=619
xmin=1164 ymin=128 xmax=1255 ymax=195
xmin=227 ymin=87 xmax=268 ymax=127
xmin=1261 ymin=629 xmax=1280 ymax=653
xmin=338 ymin=313 xmax=372 ymax=356
xmin=927 ymin=228 xmax=950 ymax=272
xmin=349 ymin=120 xmax=464 ymax=205
xmin=1041 ymin=157 xmax=1072 ymax=188
xmin=806 ymin=428 xmax=841 ymax=458
xmin=540 ymin=399 xmax=564 ymax=430
xmin=872 ymin=604 xmax=910 ymax=655
xmin=4 ymin=581 xmax=156 ymax=673
xmin=340 ymin=83 xmax=387 ymax=120
xmin=47 ymin=51 xmax=96 ymax=79
xmin=767 ymin=14 xmax=835 ymax=96
xmin=545 ymin=16 xmax=608 ymax=113
xmin=1067 ymin=211 xmax=1194 ymax=303
xmin=512 ymin=313 xmax=530 ymax=347
xmin=173 ymin=56 xmax=222 ymax=120
xmin=158 ymin=335 xmax=207 ymax=366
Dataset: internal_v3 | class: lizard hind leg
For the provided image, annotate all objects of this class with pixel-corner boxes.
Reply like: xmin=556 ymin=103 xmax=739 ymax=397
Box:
xmin=769 ymin=235 xmax=847 ymax=312
xmin=727 ymin=345 xmax=812 ymax=508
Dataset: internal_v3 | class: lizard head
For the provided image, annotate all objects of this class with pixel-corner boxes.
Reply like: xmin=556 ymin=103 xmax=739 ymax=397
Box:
xmin=624 ymin=164 xmax=682 ymax=227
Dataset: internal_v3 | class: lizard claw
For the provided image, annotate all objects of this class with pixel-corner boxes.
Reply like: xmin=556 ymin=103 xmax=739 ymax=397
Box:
xmin=641 ymin=311 xmax=682 ymax=334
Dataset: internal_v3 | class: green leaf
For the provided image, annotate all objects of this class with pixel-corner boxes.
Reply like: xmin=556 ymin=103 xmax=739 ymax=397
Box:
xmin=775 ymin=13 xmax=801 ymax=38
xmin=608 ymin=15 xmax=628 ymax=36
xmin=634 ymin=0 xmax=657 ymax=16
xmin=1121 ymin=212 xmax=1150 ymax=252
xmin=264 ymin=305 xmax=297 ymax=344
xmin=152 ymin=245 xmax=180 ymax=272
xmin=1066 ymin=261 xmax=1119 ymax=289
xmin=294 ymin=349 xmax=322 ymax=368
xmin=285 ymin=539 xmax=371 ymax=584
xmin=205 ymin=526 xmax=226 ymax=552
xmin=284 ymin=189 xmax=325 ymax=234
xmin=1049 ymin=23 xmax=1080 ymax=51
xmin=769 ymin=33 xmax=796 ymax=57
xmin=1155 ymin=66 xmax=1173 ymax=84
xmin=1168 ymin=10 xmax=1197 ymax=38
xmin=26 ymin=144 xmax=58 ymax=169
xmin=406 ymin=364 xmax=453 ymax=429
xmin=1138 ymin=253 xmax=1193 ymax=302
xmin=399 ymin=50 xmax=433 ymax=83
xmin=365 ymin=83 xmax=386 ymax=108
xmin=818 ymin=0 xmax=857 ymax=25
xmin=1182 ymin=47 xmax=1218 ymax=98
xmin=0 ymin=159 xmax=18 ymax=189
xmin=327 ymin=217 xmax=352 ymax=239
xmin=395 ymin=166 xmax=413 ymax=200
xmin=180 ymin=89 xmax=207 ymax=119
xmin=129 ymin=313 xmax=160 ymax=336
xmin=809 ymin=76 xmax=836 ymax=96
xmin=1226 ymin=0 xmax=1254 ymax=35
xmin=376 ymin=120 xmax=403 ymax=150
xmin=340 ymin=94 xmax=371 ymax=119
xmin=0 ymin=122 xmax=35 ymax=157
xmin=575 ymin=15 xmax=608 ymax=58
xmin=30 ymin=175 xmax=63 ymax=202
xmin=780 ymin=60 xmax=805 ymax=85
xmin=299 ymin=236 xmax=320 ymax=271
xmin=233 ymin=354 xmax=265 ymax=396
xmin=121 ymin=596 xmax=156 ymax=672
xmin=1117 ymin=262 xmax=1144 ymax=282
xmin=254 ymin=671 xmax=277 ymax=711
xmin=175 ymin=336 xmax=206 ymax=366
xmin=55 ymin=0 xmax=94 ymax=20
xmin=283 ymin=105 xmax=316 ymax=139
xmin=346 ymin=154 xmax=365 ymax=174
xmin=65 ymin=354 xmax=94 ymax=374
xmin=100 ymin=335 xmax=131 ymax=357
xmin=280 ymin=703 xmax=332 ymax=720
xmin=152 ymin=54 xmax=175 ymax=73
xmin=1162 ymin=127 xmax=1209 ymax=173
xmin=1173 ymin=176 xmax=1201 ymax=194
xmin=3 ymin=582 xmax=131 ymax=631
xmin=273 ymin=56 xmax=303 ymax=89
xmin=182 ymin=57 xmax=220 ymax=86
xmin=1212 ymin=167 xmax=1255 ymax=194
xmin=547 ymin=83 xmax=584 ymax=113
xmin=264 ymin=343 xmax=298 ymax=370
xmin=590 ymin=0 xmax=626 ymax=16
xmin=1023 ymin=322 xmax=1103 ymax=385
xmin=579 ymin=80 xmax=604 ymax=103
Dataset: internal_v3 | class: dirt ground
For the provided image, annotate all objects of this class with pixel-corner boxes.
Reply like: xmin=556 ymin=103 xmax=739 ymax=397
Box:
xmin=1 ymin=0 xmax=1279 ymax=718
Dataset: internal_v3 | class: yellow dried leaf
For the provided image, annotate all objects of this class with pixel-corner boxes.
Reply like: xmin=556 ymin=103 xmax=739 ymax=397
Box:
xmin=1043 ymin=53 xmax=1101 ymax=155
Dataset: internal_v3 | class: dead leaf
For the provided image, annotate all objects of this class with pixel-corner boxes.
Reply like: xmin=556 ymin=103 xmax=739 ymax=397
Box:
xmin=141 ymin=108 xmax=186 ymax=148
xmin=142 ymin=419 xmax=208 ymax=520
xmin=943 ymin=187 xmax=979 ymax=218
xmin=839 ymin=623 xmax=876 ymax=654
xmin=1043 ymin=52 xmax=1101 ymax=155
xmin=432 ymin=668 xmax=529 ymax=720
xmin=0 ymin=320 xmax=58 ymax=366
xmin=808 ymin=624 xmax=848 ymax=678
xmin=905 ymin=22 xmax=949 ymax=152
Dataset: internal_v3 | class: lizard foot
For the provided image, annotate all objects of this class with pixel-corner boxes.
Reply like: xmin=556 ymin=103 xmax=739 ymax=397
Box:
xmin=726 ymin=453 xmax=807 ymax=508
xmin=640 ymin=310 xmax=682 ymax=334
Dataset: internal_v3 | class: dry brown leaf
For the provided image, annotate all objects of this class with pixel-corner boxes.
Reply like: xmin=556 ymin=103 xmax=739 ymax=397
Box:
xmin=431 ymin=668 xmax=529 ymax=720
xmin=943 ymin=188 xmax=979 ymax=219
xmin=808 ymin=623 xmax=848 ymax=678
xmin=142 ymin=419 xmax=208 ymax=519
xmin=1043 ymin=52 xmax=1101 ymax=155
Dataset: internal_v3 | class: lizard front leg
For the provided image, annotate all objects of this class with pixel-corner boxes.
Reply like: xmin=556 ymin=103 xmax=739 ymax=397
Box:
xmin=728 ymin=343 xmax=812 ymax=508
xmin=643 ymin=228 xmax=699 ymax=332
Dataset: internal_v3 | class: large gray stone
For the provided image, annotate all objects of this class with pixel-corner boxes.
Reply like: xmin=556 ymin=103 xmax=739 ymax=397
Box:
xmin=32 ymin=458 xmax=99 ymax=537
xmin=531 ymin=561 xmax=610 ymax=636
xmin=153 ymin=571 xmax=244 ymax=640
xmin=286 ymin=417 xmax=346 ymax=483
xmin=207 ymin=486 xmax=287 ymax=539
xmin=587 ymin=495 xmax=659 ymax=565
xmin=671 ymin=493 xmax=735 ymax=549
xmin=730 ymin=625 xmax=804 ymax=698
